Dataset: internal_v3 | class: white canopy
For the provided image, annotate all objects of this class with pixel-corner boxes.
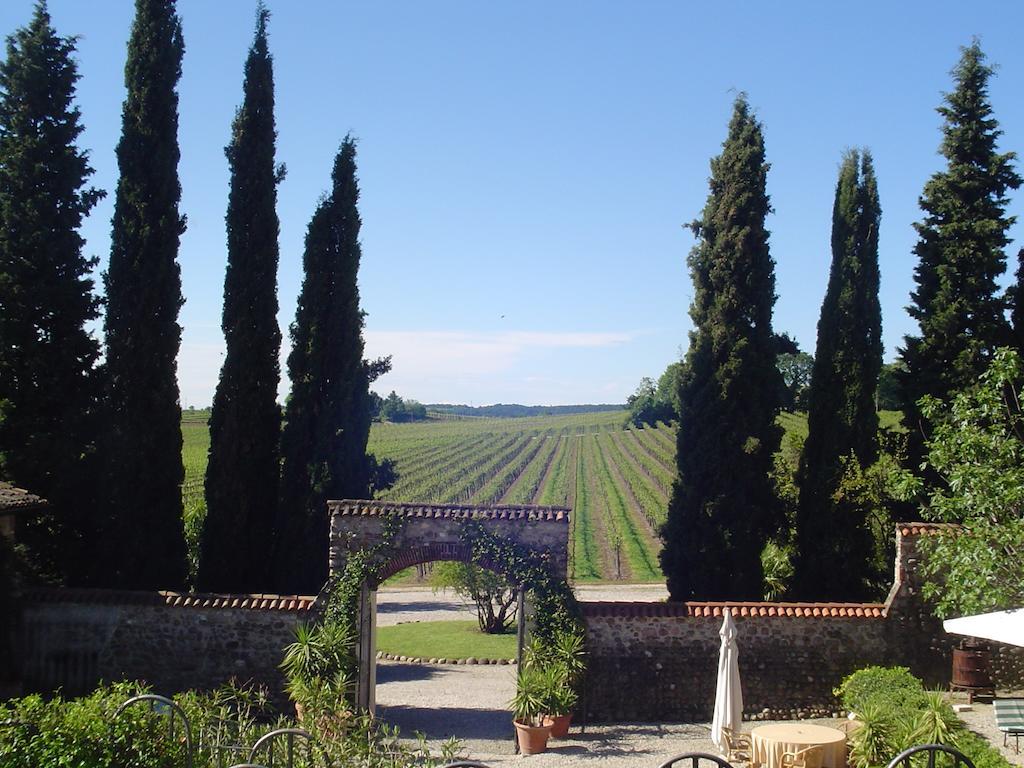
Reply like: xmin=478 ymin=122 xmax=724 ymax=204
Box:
xmin=943 ymin=608 xmax=1024 ymax=647
xmin=711 ymin=608 xmax=744 ymax=752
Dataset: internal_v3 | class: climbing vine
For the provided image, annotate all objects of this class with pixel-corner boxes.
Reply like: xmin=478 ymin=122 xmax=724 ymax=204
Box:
xmin=285 ymin=514 xmax=585 ymax=714
xmin=457 ymin=521 xmax=584 ymax=649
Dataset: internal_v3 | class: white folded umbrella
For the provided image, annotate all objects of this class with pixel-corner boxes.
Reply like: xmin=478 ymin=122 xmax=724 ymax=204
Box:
xmin=943 ymin=608 xmax=1024 ymax=647
xmin=711 ymin=607 xmax=744 ymax=752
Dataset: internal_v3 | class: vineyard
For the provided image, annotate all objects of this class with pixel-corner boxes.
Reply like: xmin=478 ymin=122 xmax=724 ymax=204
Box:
xmin=180 ymin=408 xmax=880 ymax=583
xmin=367 ymin=410 xmax=671 ymax=581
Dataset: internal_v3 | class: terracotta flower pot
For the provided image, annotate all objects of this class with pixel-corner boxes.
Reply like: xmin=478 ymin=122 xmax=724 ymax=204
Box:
xmin=544 ymin=714 xmax=572 ymax=738
xmin=514 ymin=719 xmax=552 ymax=755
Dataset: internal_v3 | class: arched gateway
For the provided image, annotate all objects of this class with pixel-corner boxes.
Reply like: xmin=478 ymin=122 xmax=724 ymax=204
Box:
xmin=326 ymin=500 xmax=572 ymax=712
xmin=327 ymin=500 xmax=571 ymax=583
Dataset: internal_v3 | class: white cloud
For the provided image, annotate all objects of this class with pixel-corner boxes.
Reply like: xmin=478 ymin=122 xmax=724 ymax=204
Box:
xmin=177 ymin=328 xmax=638 ymax=407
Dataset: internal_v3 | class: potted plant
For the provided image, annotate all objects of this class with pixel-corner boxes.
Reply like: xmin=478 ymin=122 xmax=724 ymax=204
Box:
xmin=548 ymin=628 xmax=585 ymax=736
xmin=511 ymin=667 xmax=554 ymax=755
xmin=281 ymin=622 xmax=356 ymax=729
xmin=543 ymin=674 xmax=578 ymax=738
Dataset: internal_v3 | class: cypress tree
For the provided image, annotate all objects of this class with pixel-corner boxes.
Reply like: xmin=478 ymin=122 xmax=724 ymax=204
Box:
xmin=199 ymin=5 xmax=283 ymax=593
xmin=276 ymin=138 xmax=381 ymax=594
xmin=899 ymin=42 xmax=1020 ymax=464
xmin=659 ymin=96 xmax=785 ymax=601
xmin=102 ymin=0 xmax=187 ymax=589
xmin=791 ymin=150 xmax=882 ymax=601
xmin=0 ymin=2 xmax=105 ymax=583
xmin=1009 ymin=249 xmax=1024 ymax=350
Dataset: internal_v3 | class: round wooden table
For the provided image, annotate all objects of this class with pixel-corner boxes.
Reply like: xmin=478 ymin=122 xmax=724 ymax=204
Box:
xmin=750 ymin=723 xmax=847 ymax=768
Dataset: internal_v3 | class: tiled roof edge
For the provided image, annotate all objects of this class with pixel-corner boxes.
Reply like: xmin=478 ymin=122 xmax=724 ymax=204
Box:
xmin=581 ymin=600 xmax=887 ymax=619
xmin=328 ymin=499 xmax=570 ymax=523
xmin=0 ymin=481 xmax=49 ymax=514
xmin=21 ymin=588 xmax=315 ymax=612
xmin=898 ymin=522 xmax=961 ymax=536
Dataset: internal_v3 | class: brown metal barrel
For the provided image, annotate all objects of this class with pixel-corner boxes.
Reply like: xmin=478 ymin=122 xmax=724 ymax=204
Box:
xmin=952 ymin=647 xmax=992 ymax=688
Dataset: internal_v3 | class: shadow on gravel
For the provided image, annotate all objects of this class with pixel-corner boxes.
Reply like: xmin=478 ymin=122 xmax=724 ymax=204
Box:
xmin=377 ymin=705 xmax=509 ymax=741
xmin=377 ymin=600 xmax=466 ymax=614
xmin=375 ymin=663 xmax=444 ymax=683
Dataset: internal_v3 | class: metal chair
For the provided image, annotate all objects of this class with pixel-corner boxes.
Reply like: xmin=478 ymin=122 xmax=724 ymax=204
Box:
xmin=659 ymin=752 xmax=737 ymax=768
xmin=885 ymin=744 xmax=977 ymax=768
xmin=721 ymin=726 xmax=752 ymax=764
xmin=994 ymin=697 xmax=1024 ymax=753
xmin=248 ymin=728 xmax=325 ymax=768
xmin=781 ymin=745 xmax=824 ymax=768
xmin=112 ymin=693 xmax=194 ymax=768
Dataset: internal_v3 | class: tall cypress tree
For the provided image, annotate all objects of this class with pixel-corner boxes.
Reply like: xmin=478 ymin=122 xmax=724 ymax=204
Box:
xmin=276 ymin=138 xmax=382 ymax=594
xmin=199 ymin=5 xmax=282 ymax=593
xmin=791 ymin=150 xmax=882 ymax=601
xmin=102 ymin=0 xmax=186 ymax=589
xmin=0 ymin=2 xmax=105 ymax=583
xmin=899 ymin=42 xmax=1020 ymax=465
xmin=659 ymin=96 xmax=785 ymax=601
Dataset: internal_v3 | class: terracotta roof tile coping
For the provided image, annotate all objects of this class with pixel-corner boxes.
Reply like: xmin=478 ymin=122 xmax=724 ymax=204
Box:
xmin=22 ymin=588 xmax=315 ymax=612
xmin=329 ymin=499 xmax=570 ymax=523
xmin=899 ymin=522 xmax=961 ymax=536
xmin=0 ymin=481 xmax=49 ymax=514
xmin=581 ymin=601 xmax=886 ymax=619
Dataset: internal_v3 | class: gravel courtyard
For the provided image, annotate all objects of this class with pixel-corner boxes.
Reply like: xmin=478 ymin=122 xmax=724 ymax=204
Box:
xmin=374 ymin=585 xmax=1024 ymax=766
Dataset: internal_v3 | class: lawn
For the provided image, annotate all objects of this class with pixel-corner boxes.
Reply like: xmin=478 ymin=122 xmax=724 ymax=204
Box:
xmin=376 ymin=620 xmax=517 ymax=660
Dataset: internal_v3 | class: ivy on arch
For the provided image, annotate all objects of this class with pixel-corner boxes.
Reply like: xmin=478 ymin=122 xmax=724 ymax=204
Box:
xmin=308 ymin=515 xmax=585 ymax=711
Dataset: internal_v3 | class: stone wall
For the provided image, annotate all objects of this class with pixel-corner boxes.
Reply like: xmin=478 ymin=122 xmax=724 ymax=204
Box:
xmin=14 ymin=522 xmax=1020 ymax=724
xmin=17 ymin=590 xmax=312 ymax=705
xmin=580 ymin=524 xmax=1020 ymax=723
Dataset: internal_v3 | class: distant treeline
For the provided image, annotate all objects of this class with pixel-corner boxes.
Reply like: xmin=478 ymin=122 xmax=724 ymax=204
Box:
xmin=425 ymin=403 xmax=625 ymax=419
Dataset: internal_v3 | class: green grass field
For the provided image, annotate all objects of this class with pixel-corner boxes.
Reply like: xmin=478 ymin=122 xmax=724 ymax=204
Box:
xmin=376 ymin=620 xmax=517 ymax=661
xmin=180 ymin=408 xmax=904 ymax=584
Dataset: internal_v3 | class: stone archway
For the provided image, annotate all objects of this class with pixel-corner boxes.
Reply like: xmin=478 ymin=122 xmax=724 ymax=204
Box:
xmin=325 ymin=500 xmax=571 ymax=715
xmin=327 ymin=500 xmax=571 ymax=584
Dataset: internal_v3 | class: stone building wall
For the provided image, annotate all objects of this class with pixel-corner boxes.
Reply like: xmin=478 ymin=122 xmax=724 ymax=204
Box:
xmin=17 ymin=590 xmax=312 ymax=705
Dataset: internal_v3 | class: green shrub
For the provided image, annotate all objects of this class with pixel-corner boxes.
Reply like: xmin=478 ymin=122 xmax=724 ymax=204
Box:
xmin=840 ymin=666 xmax=1014 ymax=768
xmin=849 ymin=701 xmax=897 ymax=768
xmin=957 ymin=730 xmax=1015 ymax=768
xmin=835 ymin=666 xmax=926 ymax=715
xmin=0 ymin=680 xmax=460 ymax=768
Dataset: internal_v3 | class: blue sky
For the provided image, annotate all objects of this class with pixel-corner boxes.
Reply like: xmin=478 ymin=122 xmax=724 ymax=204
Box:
xmin=4 ymin=2 xmax=1024 ymax=407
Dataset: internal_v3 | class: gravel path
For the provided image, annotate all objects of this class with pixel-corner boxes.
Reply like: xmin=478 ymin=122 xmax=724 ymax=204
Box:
xmin=376 ymin=582 xmax=668 ymax=627
xmin=374 ymin=587 xmax=1022 ymax=766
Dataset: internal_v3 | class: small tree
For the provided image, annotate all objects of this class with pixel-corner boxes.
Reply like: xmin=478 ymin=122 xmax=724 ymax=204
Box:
xmin=909 ymin=348 xmax=1024 ymax=617
xmin=432 ymin=561 xmax=518 ymax=634
xmin=899 ymin=42 xmax=1021 ymax=470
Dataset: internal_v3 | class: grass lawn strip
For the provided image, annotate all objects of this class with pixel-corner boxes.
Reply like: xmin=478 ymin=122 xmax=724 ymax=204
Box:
xmin=375 ymin=620 xmax=516 ymax=661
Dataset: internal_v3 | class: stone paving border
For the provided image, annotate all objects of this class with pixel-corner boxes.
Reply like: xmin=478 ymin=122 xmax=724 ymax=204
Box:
xmin=376 ymin=651 xmax=515 ymax=665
